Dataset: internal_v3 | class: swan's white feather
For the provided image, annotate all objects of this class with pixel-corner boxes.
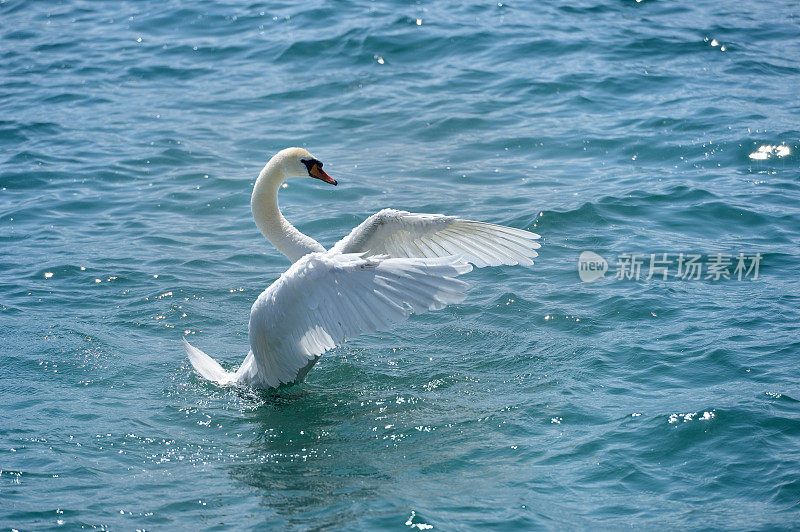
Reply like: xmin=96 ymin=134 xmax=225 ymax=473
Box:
xmin=183 ymin=337 xmax=237 ymax=385
xmin=331 ymin=208 xmax=541 ymax=267
xmin=243 ymin=252 xmax=472 ymax=387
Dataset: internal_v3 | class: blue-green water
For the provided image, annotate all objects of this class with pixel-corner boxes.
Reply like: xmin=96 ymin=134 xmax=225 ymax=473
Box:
xmin=2 ymin=0 xmax=800 ymax=528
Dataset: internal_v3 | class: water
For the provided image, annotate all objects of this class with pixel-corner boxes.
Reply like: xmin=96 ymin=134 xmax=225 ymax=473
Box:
xmin=2 ymin=0 xmax=799 ymax=528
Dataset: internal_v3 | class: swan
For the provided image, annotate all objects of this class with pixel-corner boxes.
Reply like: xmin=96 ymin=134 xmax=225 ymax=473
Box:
xmin=183 ymin=147 xmax=541 ymax=388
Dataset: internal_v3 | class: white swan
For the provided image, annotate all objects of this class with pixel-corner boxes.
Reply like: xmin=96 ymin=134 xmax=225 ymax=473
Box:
xmin=184 ymin=147 xmax=541 ymax=388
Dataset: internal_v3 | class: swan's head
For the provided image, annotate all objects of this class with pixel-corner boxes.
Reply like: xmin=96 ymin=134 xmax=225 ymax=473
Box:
xmin=275 ymin=147 xmax=337 ymax=186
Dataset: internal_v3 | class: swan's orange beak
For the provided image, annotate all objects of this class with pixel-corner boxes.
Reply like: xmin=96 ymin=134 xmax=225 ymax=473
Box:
xmin=310 ymin=163 xmax=337 ymax=186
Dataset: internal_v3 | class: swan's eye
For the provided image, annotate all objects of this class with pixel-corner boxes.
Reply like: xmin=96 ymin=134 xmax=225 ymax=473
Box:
xmin=301 ymin=158 xmax=322 ymax=175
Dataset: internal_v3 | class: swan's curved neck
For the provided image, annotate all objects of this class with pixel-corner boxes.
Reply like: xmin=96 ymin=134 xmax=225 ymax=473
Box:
xmin=251 ymin=159 xmax=325 ymax=262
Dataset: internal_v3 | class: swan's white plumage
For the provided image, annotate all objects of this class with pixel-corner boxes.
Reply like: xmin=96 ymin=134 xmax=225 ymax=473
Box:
xmin=331 ymin=208 xmax=541 ymax=267
xmin=245 ymin=252 xmax=471 ymax=387
xmin=184 ymin=147 xmax=541 ymax=389
xmin=183 ymin=338 xmax=237 ymax=385
xmin=184 ymin=252 xmax=471 ymax=387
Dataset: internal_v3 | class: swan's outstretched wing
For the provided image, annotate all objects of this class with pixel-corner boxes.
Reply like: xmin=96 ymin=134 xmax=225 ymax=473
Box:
xmin=331 ymin=209 xmax=541 ymax=267
xmin=247 ymin=252 xmax=472 ymax=388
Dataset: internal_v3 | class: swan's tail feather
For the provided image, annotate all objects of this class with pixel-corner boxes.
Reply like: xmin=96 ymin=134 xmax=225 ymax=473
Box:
xmin=183 ymin=337 xmax=237 ymax=385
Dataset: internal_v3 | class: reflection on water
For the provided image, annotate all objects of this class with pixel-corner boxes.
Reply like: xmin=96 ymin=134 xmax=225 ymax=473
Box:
xmin=230 ymin=386 xmax=395 ymax=528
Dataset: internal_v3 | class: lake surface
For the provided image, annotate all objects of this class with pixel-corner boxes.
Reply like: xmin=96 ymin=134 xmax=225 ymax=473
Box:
xmin=2 ymin=0 xmax=799 ymax=529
